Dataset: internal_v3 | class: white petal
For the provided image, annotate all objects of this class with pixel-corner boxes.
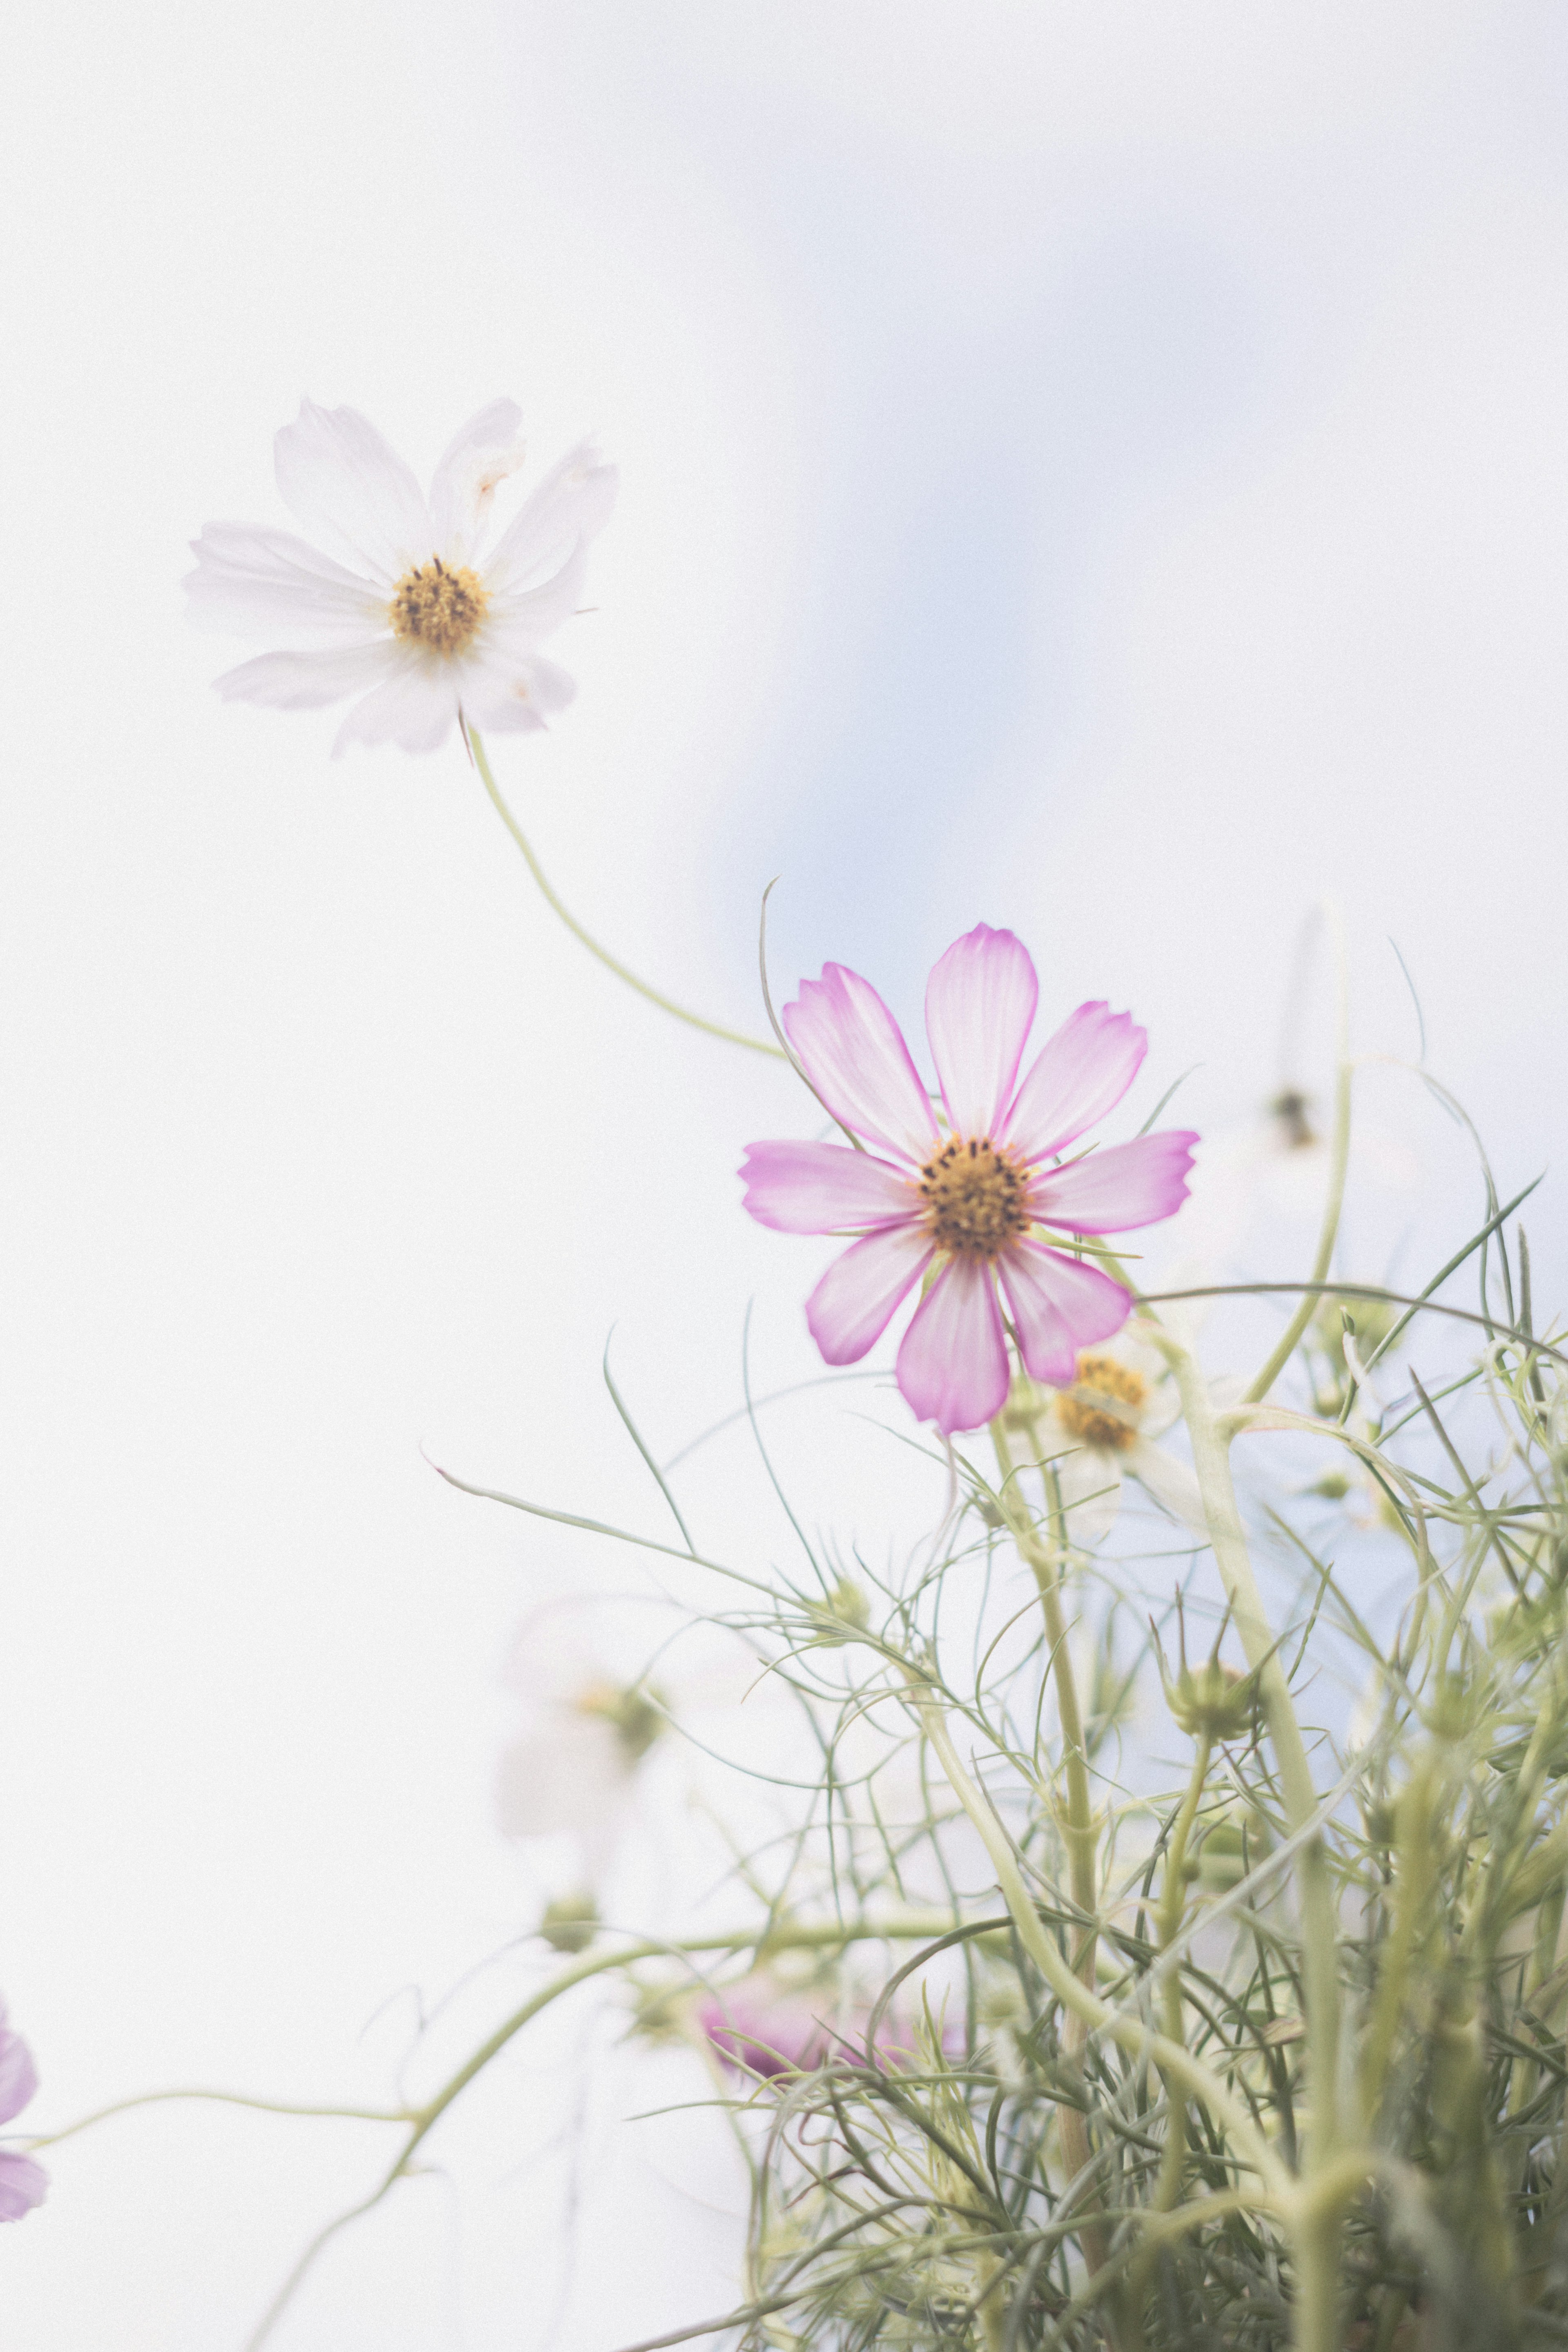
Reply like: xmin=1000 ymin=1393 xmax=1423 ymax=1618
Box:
xmin=1040 ymin=1434 xmax=1124 ymax=1545
xmin=457 ymin=645 xmax=576 ymax=735
xmin=274 ymin=399 xmax=434 ymax=585
xmin=1125 ymin=1436 xmax=1209 ymax=1535
xmin=185 ymin=523 xmax=385 ymax=648
xmin=212 ymin=641 xmax=399 ymax=710
xmin=428 ymin=398 xmax=527 ymax=562
xmin=496 ymin=1718 xmax=632 ymax=1838
xmin=332 ymin=655 xmax=460 ymax=753
xmin=485 ymin=441 xmax=617 ymax=592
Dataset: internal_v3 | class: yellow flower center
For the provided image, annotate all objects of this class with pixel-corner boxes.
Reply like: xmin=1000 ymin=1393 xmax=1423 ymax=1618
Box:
xmin=1057 ymin=1352 xmax=1147 ymax=1451
xmin=573 ymin=1679 xmax=664 ymax=1762
xmin=388 ymin=556 xmax=489 ymax=655
xmin=917 ymin=1135 xmax=1030 ymax=1258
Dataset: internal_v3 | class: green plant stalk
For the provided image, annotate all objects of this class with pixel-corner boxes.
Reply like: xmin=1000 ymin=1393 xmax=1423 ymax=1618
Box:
xmin=1243 ymin=903 xmax=1352 ymax=1407
xmin=1155 ymin=1729 xmax=1213 ymax=2212
xmin=1167 ymin=1344 xmax=1346 ymax=2352
xmin=991 ymin=1412 xmax=1111 ymax=2298
xmin=466 ymin=723 xmax=785 ymax=1060
xmin=909 ymin=1685 xmax=1291 ymax=2203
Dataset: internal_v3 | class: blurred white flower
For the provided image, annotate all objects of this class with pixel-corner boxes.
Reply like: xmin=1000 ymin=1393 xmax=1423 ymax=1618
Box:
xmin=186 ymin=398 xmax=615 ymax=755
xmin=1175 ymin=1087 xmax=1417 ymax=1276
xmin=1009 ymin=1330 xmax=1205 ymax=1543
xmin=496 ymin=1601 xmax=666 ymax=1887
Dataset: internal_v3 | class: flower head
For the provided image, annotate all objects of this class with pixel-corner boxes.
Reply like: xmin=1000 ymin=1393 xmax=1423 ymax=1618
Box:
xmin=495 ymin=1601 xmax=667 ymax=1887
xmin=741 ymin=925 xmax=1197 ymax=1436
xmin=0 ymin=2001 xmax=47 ymax=2223
xmin=999 ymin=1330 xmax=1207 ymax=1541
xmin=186 ymin=399 xmax=616 ymax=755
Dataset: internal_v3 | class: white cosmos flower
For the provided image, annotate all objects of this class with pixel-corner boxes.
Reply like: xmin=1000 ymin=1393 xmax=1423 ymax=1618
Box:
xmin=496 ymin=1601 xmax=665 ymax=1887
xmin=185 ymin=399 xmax=616 ymax=755
xmin=1009 ymin=1327 xmax=1207 ymax=1544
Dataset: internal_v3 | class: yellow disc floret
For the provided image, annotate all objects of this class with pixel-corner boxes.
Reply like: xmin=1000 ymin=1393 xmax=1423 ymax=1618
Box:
xmin=917 ymin=1135 xmax=1030 ymax=1258
xmin=1057 ymin=1352 xmax=1146 ymax=1451
xmin=389 ymin=556 xmax=490 ymax=655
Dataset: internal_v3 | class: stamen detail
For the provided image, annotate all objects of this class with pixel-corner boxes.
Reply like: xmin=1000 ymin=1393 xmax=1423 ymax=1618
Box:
xmin=1057 ymin=1352 xmax=1146 ymax=1451
xmin=917 ymin=1135 xmax=1030 ymax=1258
xmin=389 ymin=556 xmax=490 ymax=655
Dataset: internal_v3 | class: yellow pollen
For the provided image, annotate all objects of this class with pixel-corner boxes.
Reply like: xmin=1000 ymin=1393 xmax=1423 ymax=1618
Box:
xmin=916 ymin=1134 xmax=1030 ymax=1258
xmin=388 ymin=556 xmax=489 ymax=655
xmin=1057 ymin=1352 xmax=1147 ymax=1451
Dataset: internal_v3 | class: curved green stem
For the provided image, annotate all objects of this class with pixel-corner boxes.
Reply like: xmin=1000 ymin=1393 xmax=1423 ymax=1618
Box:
xmin=466 ymin=723 xmax=785 ymax=1059
xmin=1244 ymin=904 xmax=1352 ymax=1405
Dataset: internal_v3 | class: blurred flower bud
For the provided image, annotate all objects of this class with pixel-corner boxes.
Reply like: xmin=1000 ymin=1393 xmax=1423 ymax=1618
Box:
xmin=540 ymin=1892 xmax=599 ymax=1953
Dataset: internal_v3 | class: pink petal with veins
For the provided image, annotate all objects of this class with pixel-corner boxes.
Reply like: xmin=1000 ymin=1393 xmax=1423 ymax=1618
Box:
xmin=997 ymin=1242 xmax=1132 ymax=1388
xmin=739 ymin=1140 xmax=917 ymax=1234
xmin=895 ymin=1256 xmax=1010 ymax=1434
xmin=1004 ymin=1002 xmax=1148 ymax=1159
xmin=806 ymin=1224 xmax=933 ymax=1365
xmin=782 ymin=966 xmax=937 ymax=1160
xmin=1029 ymin=1131 xmax=1198 ymax=1234
xmin=924 ymin=924 xmax=1038 ymax=1139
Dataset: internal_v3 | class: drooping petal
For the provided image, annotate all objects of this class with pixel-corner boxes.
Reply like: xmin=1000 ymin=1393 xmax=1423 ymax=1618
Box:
xmin=496 ymin=1716 xmax=633 ymax=1840
xmin=485 ymin=440 xmax=618 ymax=593
xmin=1125 ymin=1437 xmax=1209 ymax=1535
xmin=740 ymin=1139 xmax=918 ymax=1234
xmin=0 ymin=2026 xmax=37 ymax=2126
xmin=1028 ymin=1131 xmax=1198 ymax=1235
xmin=184 ymin=524 xmax=386 ymax=647
xmin=0 ymin=2152 xmax=47 ymax=2223
xmin=1003 ymin=1002 xmax=1148 ymax=1158
xmin=428 ymin=398 xmax=527 ymax=562
xmin=456 ymin=642 xmax=577 ymax=735
xmin=996 ymin=1241 xmax=1131 ymax=1388
xmin=805 ymin=1224 xmax=933 ymax=1364
xmin=924 ymin=924 xmax=1038 ymax=1138
xmin=212 ymin=640 xmax=400 ymax=711
xmin=331 ymin=657 xmax=461 ymax=754
xmin=895 ymin=1255 xmax=1010 ymax=1435
xmin=274 ymin=400 xmax=434 ymax=584
xmin=782 ymin=966 xmax=937 ymax=1160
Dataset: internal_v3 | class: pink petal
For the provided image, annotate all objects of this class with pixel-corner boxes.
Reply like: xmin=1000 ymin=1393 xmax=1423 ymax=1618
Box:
xmin=782 ymin=966 xmax=937 ymax=1160
xmin=273 ymin=400 xmax=435 ymax=586
xmin=924 ymin=924 xmax=1039 ymax=1139
xmin=0 ymin=2152 xmax=47 ymax=2223
xmin=740 ymin=1140 xmax=918 ymax=1234
xmin=996 ymin=1241 xmax=1131 ymax=1387
xmin=0 ymin=2028 xmax=36 ymax=2127
xmin=895 ymin=1256 xmax=1010 ymax=1435
xmin=806 ymin=1225 xmax=933 ymax=1365
xmin=1029 ymin=1131 xmax=1198 ymax=1235
xmin=1003 ymin=1002 xmax=1148 ymax=1158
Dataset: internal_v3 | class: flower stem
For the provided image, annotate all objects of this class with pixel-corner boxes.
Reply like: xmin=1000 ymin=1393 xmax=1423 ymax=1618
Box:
xmin=465 ymin=722 xmax=786 ymax=1060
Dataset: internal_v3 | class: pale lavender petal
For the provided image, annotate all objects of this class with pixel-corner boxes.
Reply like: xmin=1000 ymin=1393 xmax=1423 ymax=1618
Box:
xmin=699 ymin=1993 xmax=828 ymax=2080
xmin=1003 ymin=1002 xmax=1148 ymax=1158
xmin=740 ymin=1140 xmax=918 ymax=1234
xmin=457 ymin=642 xmax=578 ymax=735
xmin=274 ymin=400 xmax=434 ymax=585
xmin=485 ymin=441 xmax=618 ymax=592
xmin=996 ymin=1242 xmax=1131 ymax=1387
xmin=484 ymin=540 xmax=590 ymax=646
xmin=0 ymin=2152 xmax=47 ymax=2223
xmin=924 ymin=924 xmax=1038 ymax=1138
xmin=0 ymin=2024 xmax=37 ymax=2126
xmin=428 ymin=399 xmax=526 ymax=562
xmin=1029 ymin=1131 xmax=1198 ymax=1235
xmin=331 ymin=657 xmax=461 ymax=755
xmin=806 ymin=1224 xmax=933 ymax=1364
xmin=212 ymin=641 xmax=398 ymax=712
xmin=184 ymin=523 xmax=385 ymax=647
xmin=782 ymin=966 xmax=937 ymax=1160
xmin=895 ymin=1255 xmax=1010 ymax=1435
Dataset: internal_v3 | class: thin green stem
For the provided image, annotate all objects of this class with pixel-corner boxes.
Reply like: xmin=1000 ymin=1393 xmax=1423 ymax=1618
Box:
xmin=1244 ymin=904 xmax=1352 ymax=1406
xmin=466 ymin=722 xmax=785 ymax=1060
xmin=1155 ymin=1731 xmax=1212 ymax=2212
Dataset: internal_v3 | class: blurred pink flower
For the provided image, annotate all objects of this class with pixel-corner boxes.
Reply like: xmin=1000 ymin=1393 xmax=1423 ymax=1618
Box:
xmin=742 ymin=924 xmax=1196 ymax=1436
xmin=186 ymin=399 xmax=615 ymax=755
xmin=697 ymin=1968 xmax=964 ymax=2084
xmin=0 ymin=2002 xmax=47 ymax=2223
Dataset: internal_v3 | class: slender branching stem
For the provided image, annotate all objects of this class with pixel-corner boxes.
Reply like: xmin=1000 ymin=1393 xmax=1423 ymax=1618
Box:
xmin=466 ymin=722 xmax=785 ymax=1059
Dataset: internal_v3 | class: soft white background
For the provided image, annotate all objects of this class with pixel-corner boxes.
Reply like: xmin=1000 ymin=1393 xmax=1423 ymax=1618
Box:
xmin=3 ymin=3 xmax=1567 ymax=2345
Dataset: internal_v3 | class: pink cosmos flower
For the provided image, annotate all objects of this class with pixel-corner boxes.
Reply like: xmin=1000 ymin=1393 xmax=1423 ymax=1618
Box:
xmin=741 ymin=924 xmax=1197 ymax=1437
xmin=0 ymin=2001 xmax=47 ymax=2223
